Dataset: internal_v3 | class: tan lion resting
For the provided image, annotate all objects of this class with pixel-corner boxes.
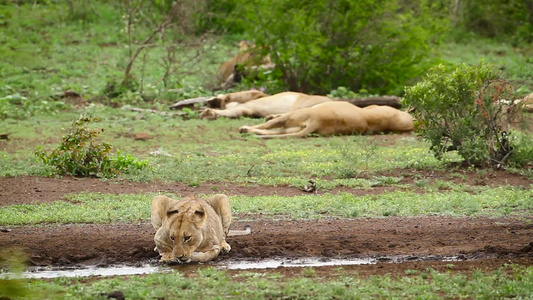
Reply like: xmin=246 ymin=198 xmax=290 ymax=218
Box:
xmin=206 ymin=90 xmax=268 ymax=109
xmin=238 ymin=101 xmax=414 ymax=138
xmin=151 ymin=194 xmax=251 ymax=263
xmin=218 ymin=41 xmax=274 ymax=89
xmin=200 ymin=92 xmax=331 ymax=120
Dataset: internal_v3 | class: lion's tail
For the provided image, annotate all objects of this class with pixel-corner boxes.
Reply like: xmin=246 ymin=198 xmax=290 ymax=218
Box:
xmin=228 ymin=225 xmax=252 ymax=236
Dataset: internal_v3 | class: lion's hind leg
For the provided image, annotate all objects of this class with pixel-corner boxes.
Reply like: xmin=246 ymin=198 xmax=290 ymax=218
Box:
xmin=205 ymin=194 xmax=232 ymax=236
xmin=151 ymin=195 xmax=174 ymax=231
xmin=239 ymin=113 xmax=290 ymax=133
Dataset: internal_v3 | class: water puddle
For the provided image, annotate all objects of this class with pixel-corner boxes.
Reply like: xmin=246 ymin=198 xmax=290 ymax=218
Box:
xmin=223 ymin=257 xmax=374 ymax=270
xmin=2 ymin=264 xmax=169 ymax=279
xmin=1 ymin=255 xmax=460 ymax=279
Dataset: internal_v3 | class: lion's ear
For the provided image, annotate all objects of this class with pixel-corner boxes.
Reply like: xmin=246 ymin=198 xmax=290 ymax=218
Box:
xmin=166 ymin=205 xmax=180 ymax=216
xmin=193 ymin=207 xmax=206 ymax=222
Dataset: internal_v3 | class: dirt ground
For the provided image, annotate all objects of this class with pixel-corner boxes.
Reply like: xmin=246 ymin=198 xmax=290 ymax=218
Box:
xmin=1 ymin=174 xmax=532 ymax=278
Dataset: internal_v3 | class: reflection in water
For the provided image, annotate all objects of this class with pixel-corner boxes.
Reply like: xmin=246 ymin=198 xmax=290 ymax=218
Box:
xmin=221 ymin=257 xmax=375 ymax=270
xmin=2 ymin=264 xmax=170 ymax=279
xmin=1 ymin=256 xmax=458 ymax=279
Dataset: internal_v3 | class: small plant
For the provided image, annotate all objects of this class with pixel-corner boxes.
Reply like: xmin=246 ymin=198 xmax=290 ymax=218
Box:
xmin=404 ymin=62 xmax=527 ymax=167
xmin=35 ymin=114 xmax=147 ymax=178
xmin=335 ymin=138 xmax=378 ymax=178
xmin=328 ymin=87 xmax=375 ymax=99
xmin=103 ymin=77 xmax=139 ymax=99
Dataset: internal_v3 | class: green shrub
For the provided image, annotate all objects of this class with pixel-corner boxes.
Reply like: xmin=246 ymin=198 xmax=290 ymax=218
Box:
xmin=232 ymin=0 xmax=443 ymax=95
xmin=35 ymin=114 xmax=147 ymax=178
xmin=404 ymin=62 xmax=528 ymax=167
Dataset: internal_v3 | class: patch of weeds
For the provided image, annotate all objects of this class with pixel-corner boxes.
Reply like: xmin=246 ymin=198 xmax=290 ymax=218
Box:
xmin=415 ymin=178 xmax=431 ymax=188
xmin=34 ymin=114 xmax=147 ymax=178
xmin=0 ymin=92 xmax=68 ymax=121
xmin=0 ymin=248 xmax=32 ymax=298
xmin=432 ymin=179 xmax=452 ymax=190
xmin=382 ymin=207 xmax=399 ymax=216
xmin=345 ymin=208 xmax=360 ymax=218
xmin=370 ymin=176 xmax=404 ymax=186
xmin=334 ymin=137 xmax=378 ymax=178
xmin=181 ymin=107 xmax=200 ymax=119
xmin=103 ymin=77 xmax=139 ymax=100
xmin=302 ymin=267 xmax=317 ymax=278
xmin=405 ymin=269 xmax=419 ymax=275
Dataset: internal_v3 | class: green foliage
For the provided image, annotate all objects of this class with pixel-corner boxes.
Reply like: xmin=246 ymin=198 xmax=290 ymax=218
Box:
xmin=508 ymin=132 xmax=533 ymax=168
xmin=34 ymin=114 xmax=147 ymax=178
xmin=232 ymin=0 xmax=442 ymax=94
xmin=1 ymin=186 xmax=531 ymax=225
xmin=0 ymin=90 xmax=67 ymax=121
xmin=103 ymin=77 xmax=140 ymax=99
xmin=328 ymin=86 xmax=375 ymax=99
xmin=10 ymin=263 xmax=533 ymax=299
xmin=451 ymin=0 xmax=533 ymax=44
xmin=0 ymin=249 xmax=31 ymax=298
xmin=404 ymin=61 xmax=529 ymax=167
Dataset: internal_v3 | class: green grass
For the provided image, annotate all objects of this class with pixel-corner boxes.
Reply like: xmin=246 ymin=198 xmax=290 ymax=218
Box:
xmin=1 ymin=186 xmax=531 ymax=225
xmin=2 ymin=265 xmax=531 ymax=299
xmin=0 ymin=106 xmax=455 ymax=184
xmin=438 ymin=38 xmax=533 ymax=93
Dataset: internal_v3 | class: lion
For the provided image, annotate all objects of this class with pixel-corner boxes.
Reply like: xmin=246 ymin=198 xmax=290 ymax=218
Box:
xmin=200 ymin=92 xmax=331 ymax=120
xmin=206 ymin=90 xmax=268 ymax=109
xmin=522 ymin=92 xmax=533 ymax=112
xmin=151 ymin=194 xmax=251 ymax=263
xmin=217 ymin=41 xmax=274 ymax=89
xmin=238 ymin=101 xmax=414 ymax=138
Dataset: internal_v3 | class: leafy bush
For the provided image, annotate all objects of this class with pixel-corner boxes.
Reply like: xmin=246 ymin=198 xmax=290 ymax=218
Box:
xmin=232 ymin=0 xmax=444 ymax=94
xmin=328 ymin=86 xmax=375 ymax=99
xmin=403 ymin=62 xmax=529 ymax=167
xmin=35 ymin=115 xmax=147 ymax=178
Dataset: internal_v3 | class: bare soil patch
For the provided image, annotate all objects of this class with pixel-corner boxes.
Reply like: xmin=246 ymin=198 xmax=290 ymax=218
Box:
xmin=1 ymin=168 xmax=531 ymax=206
xmin=0 ymin=175 xmax=532 ymax=278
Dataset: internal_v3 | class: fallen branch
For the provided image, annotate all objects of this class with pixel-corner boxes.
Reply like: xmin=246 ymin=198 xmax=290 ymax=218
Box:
xmin=168 ymin=95 xmax=404 ymax=111
xmin=337 ymin=96 xmax=402 ymax=108
xmin=168 ymin=96 xmax=212 ymax=110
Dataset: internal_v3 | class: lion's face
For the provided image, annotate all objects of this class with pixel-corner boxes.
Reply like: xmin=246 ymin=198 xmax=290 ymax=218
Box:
xmin=200 ymin=108 xmax=217 ymax=120
xmin=165 ymin=201 xmax=206 ymax=262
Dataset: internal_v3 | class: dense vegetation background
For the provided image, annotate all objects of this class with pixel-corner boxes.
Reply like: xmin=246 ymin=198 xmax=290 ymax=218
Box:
xmin=1 ymin=0 xmax=532 ymax=116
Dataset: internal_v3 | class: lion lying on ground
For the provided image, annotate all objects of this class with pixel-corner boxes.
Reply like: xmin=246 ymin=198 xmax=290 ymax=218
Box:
xmin=206 ymin=90 xmax=268 ymax=109
xmin=200 ymin=92 xmax=331 ymax=120
xmin=218 ymin=41 xmax=274 ymax=89
xmin=151 ymin=194 xmax=251 ymax=263
xmin=238 ymin=101 xmax=414 ymax=138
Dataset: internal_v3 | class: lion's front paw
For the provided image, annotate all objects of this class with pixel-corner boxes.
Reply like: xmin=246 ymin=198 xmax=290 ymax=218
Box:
xmin=239 ymin=126 xmax=250 ymax=133
xmin=221 ymin=241 xmax=231 ymax=253
xmin=200 ymin=108 xmax=217 ymax=120
xmin=159 ymin=253 xmax=173 ymax=262
xmin=265 ymin=114 xmax=280 ymax=121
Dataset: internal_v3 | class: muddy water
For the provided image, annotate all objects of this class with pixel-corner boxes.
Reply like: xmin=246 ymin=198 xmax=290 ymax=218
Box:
xmin=1 ymin=256 xmax=459 ymax=279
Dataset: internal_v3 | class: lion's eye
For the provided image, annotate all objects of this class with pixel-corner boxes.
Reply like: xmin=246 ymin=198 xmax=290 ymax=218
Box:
xmin=170 ymin=236 xmax=175 ymax=242
xmin=184 ymin=236 xmax=191 ymax=243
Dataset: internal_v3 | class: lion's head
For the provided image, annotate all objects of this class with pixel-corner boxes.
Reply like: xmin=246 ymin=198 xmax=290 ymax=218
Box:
xmin=200 ymin=108 xmax=217 ymax=120
xmin=164 ymin=200 xmax=207 ymax=263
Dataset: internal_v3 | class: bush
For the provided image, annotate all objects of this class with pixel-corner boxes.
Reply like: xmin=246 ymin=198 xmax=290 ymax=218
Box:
xmin=35 ymin=114 xmax=147 ymax=178
xmin=403 ymin=62 xmax=529 ymax=167
xmin=232 ymin=0 xmax=444 ymax=95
